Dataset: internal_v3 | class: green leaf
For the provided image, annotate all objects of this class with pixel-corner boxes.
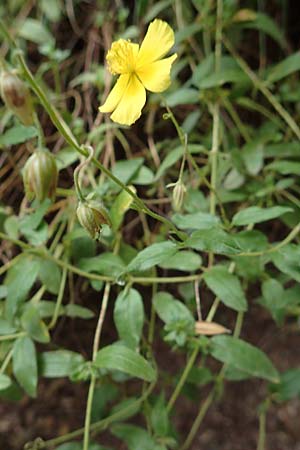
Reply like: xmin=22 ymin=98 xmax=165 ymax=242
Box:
xmin=198 ymin=68 xmax=248 ymax=88
xmin=111 ymin=158 xmax=144 ymax=185
xmin=203 ymin=266 xmax=247 ymax=312
xmin=211 ymin=335 xmax=279 ymax=382
xmin=0 ymin=374 xmax=12 ymax=391
xmin=238 ymin=12 xmax=286 ymax=48
xmin=127 ymin=241 xmax=178 ymax=272
xmin=19 ymin=18 xmax=54 ymax=45
xmin=267 ymin=51 xmax=300 ymax=83
xmin=4 ymin=254 xmax=40 ymax=319
xmin=164 ymin=88 xmax=199 ymax=106
xmin=55 ymin=147 xmax=78 ymax=170
xmin=40 ymin=0 xmax=62 ymax=22
xmin=159 ymin=250 xmax=202 ymax=272
xmin=78 ymin=253 xmax=125 ymax=278
xmin=172 ymin=212 xmax=220 ymax=230
xmin=185 ymin=227 xmax=243 ymax=255
xmin=261 ymin=279 xmax=286 ymax=310
xmin=38 ymin=259 xmax=62 ymax=294
xmin=0 ymin=318 xmax=17 ymax=335
xmin=13 ymin=337 xmax=38 ymax=397
xmin=0 ymin=125 xmax=37 ymax=146
xmin=114 ymin=288 xmax=145 ymax=349
xmin=271 ymin=368 xmax=300 ymax=402
xmin=110 ymin=188 xmax=135 ymax=231
xmin=132 ymin=166 xmax=155 ymax=185
xmin=153 ymin=292 xmax=194 ymax=325
xmin=155 ymin=145 xmax=205 ymax=180
xmin=267 ymin=160 xmax=300 ymax=175
xmin=38 ymin=350 xmax=85 ymax=378
xmin=242 ymin=141 xmax=264 ymax=175
xmin=21 ymin=304 xmax=50 ymax=343
xmin=150 ymin=395 xmax=170 ymax=437
xmin=271 ymin=245 xmax=300 ymax=282
xmin=94 ymin=343 xmax=156 ymax=382
xmin=232 ymin=206 xmax=292 ymax=226
xmin=111 ymin=424 xmax=160 ymax=450
xmin=64 ymin=304 xmax=94 ymax=319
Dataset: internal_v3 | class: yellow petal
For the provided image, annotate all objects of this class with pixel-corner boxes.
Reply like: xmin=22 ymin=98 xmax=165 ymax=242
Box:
xmin=99 ymin=73 xmax=130 ymax=113
xmin=110 ymin=74 xmax=146 ymax=126
xmin=137 ymin=54 xmax=177 ymax=93
xmin=137 ymin=19 xmax=175 ymax=67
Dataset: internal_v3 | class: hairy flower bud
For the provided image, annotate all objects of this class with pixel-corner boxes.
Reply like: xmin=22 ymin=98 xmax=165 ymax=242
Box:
xmin=0 ymin=70 xmax=34 ymax=125
xmin=76 ymin=200 xmax=111 ymax=239
xmin=23 ymin=150 xmax=58 ymax=202
xmin=172 ymin=180 xmax=186 ymax=212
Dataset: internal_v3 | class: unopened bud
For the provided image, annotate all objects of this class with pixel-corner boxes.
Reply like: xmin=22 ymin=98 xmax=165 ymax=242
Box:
xmin=0 ymin=70 xmax=34 ymax=125
xmin=195 ymin=320 xmax=230 ymax=336
xmin=172 ymin=180 xmax=186 ymax=212
xmin=23 ymin=149 xmax=58 ymax=202
xmin=76 ymin=200 xmax=111 ymax=239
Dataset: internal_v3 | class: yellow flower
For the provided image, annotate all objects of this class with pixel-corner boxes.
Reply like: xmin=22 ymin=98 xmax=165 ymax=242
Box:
xmin=99 ymin=19 xmax=177 ymax=126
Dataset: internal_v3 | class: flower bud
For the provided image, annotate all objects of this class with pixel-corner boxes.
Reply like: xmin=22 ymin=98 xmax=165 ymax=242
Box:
xmin=76 ymin=200 xmax=111 ymax=239
xmin=172 ymin=180 xmax=186 ymax=212
xmin=23 ymin=150 xmax=58 ymax=202
xmin=0 ymin=70 xmax=34 ymax=125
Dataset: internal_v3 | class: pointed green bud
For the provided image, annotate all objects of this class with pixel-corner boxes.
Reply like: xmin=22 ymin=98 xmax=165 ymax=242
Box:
xmin=76 ymin=200 xmax=111 ymax=239
xmin=23 ymin=149 xmax=58 ymax=202
xmin=0 ymin=70 xmax=34 ymax=125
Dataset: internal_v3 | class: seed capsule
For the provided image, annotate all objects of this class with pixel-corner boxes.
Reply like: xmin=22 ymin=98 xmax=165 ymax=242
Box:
xmin=0 ymin=70 xmax=34 ymax=125
xmin=172 ymin=179 xmax=186 ymax=212
xmin=23 ymin=150 xmax=58 ymax=202
xmin=76 ymin=200 xmax=111 ymax=239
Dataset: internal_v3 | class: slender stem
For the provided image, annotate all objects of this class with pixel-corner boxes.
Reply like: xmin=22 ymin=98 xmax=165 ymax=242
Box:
xmin=209 ymin=0 xmax=223 ymax=216
xmin=39 ymin=380 xmax=155 ymax=449
xmin=0 ymin=348 xmax=14 ymax=373
xmin=48 ymin=262 xmax=68 ymax=329
xmin=180 ymin=388 xmax=216 ymax=450
xmin=83 ymin=283 xmax=111 ymax=450
xmin=167 ymin=345 xmax=199 ymax=412
xmin=223 ymin=36 xmax=300 ymax=140
xmin=73 ymin=145 xmax=94 ymax=202
xmin=0 ymin=332 xmax=26 ymax=342
xmin=257 ymin=399 xmax=270 ymax=450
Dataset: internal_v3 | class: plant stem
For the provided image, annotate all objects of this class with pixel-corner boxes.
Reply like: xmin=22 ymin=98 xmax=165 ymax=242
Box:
xmin=48 ymin=262 xmax=68 ymax=329
xmin=83 ymin=283 xmax=111 ymax=450
xmin=180 ymin=388 xmax=216 ymax=450
xmin=257 ymin=399 xmax=270 ymax=450
xmin=167 ymin=345 xmax=199 ymax=412
xmin=223 ymin=35 xmax=300 ymax=140
xmin=40 ymin=380 xmax=155 ymax=449
xmin=209 ymin=0 xmax=223 ymax=216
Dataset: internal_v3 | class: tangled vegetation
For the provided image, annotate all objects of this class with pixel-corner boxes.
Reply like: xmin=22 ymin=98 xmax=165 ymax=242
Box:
xmin=1 ymin=1 xmax=300 ymax=449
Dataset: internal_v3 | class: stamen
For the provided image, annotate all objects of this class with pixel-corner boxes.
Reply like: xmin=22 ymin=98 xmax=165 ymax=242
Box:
xmin=106 ymin=39 xmax=136 ymax=75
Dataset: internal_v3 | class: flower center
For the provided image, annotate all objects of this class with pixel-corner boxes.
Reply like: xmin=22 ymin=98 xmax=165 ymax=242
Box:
xmin=106 ymin=39 xmax=137 ymax=75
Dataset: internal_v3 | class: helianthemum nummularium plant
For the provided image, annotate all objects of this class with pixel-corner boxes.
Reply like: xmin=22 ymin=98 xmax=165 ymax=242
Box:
xmin=99 ymin=19 xmax=177 ymax=125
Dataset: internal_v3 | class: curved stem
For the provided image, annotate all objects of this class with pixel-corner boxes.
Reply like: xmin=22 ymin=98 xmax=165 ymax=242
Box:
xmin=83 ymin=283 xmax=111 ymax=450
xmin=73 ymin=145 xmax=94 ymax=202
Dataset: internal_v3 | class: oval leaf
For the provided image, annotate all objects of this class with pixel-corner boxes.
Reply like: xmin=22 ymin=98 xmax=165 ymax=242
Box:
xmin=13 ymin=336 xmax=38 ymax=397
xmin=211 ymin=335 xmax=279 ymax=383
xmin=114 ymin=288 xmax=144 ymax=349
xmin=203 ymin=266 xmax=247 ymax=312
xmin=95 ymin=343 xmax=156 ymax=382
